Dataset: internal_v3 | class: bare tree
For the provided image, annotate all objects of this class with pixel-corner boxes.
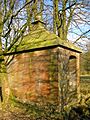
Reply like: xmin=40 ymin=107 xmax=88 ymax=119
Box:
xmin=53 ymin=0 xmax=90 ymax=43
xmin=0 ymin=0 xmax=90 ymax=53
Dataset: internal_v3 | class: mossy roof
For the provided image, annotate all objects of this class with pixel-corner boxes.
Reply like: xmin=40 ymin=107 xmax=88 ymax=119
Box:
xmin=14 ymin=21 xmax=82 ymax=53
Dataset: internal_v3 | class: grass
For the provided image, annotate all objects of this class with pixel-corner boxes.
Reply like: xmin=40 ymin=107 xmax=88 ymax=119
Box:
xmin=0 ymin=75 xmax=90 ymax=120
xmin=80 ymin=75 xmax=90 ymax=95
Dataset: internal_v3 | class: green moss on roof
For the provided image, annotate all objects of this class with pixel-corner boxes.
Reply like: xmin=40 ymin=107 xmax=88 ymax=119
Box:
xmin=15 ymin=23 xmax=82 ymax=53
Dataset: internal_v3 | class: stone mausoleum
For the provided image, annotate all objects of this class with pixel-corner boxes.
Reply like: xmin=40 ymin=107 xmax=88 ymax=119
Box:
xmin=4 ymin=17 xmax=81 ymax=106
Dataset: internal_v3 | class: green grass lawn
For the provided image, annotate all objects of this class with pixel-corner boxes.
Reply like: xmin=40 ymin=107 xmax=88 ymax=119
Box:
xmin=80 ymin=75 xmax=90 ymax=95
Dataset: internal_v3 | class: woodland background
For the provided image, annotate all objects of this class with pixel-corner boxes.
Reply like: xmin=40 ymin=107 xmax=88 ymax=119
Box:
xmin=0 ymin=0 xmax=90 ymax=120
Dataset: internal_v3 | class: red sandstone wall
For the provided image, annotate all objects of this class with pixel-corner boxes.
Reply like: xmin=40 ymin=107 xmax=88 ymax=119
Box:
xmin=7 ymin=47 xmax=80 ymax=104
xmin=7 ymin=48 xmax=58 ymax=103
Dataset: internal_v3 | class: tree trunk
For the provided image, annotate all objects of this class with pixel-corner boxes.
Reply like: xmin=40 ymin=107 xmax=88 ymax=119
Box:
xmin=33 ymin=0 xmax=38 ymax=20
xmin=39 ymin=0 xmax=44 ymax=20
xmin=26 ymin=0 xmax=32 ymax=32
xmin=53 ymin=0 xmax=60 ymax=36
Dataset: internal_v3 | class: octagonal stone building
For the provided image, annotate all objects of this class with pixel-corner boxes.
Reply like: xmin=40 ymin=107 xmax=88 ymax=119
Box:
xmin=6 ymin=18 xmax=81 ymax=106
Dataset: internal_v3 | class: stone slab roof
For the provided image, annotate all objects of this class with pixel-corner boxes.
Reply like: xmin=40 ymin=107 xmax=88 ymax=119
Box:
xmin=6 ymin=20 xmax=82 ymax=55
xmin=15 ymin=21 xmax=82 ymax=53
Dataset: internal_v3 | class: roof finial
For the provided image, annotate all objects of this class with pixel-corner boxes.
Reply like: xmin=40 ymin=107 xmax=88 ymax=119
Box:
xmin=32 ymin=15 xmax=45 ymax=26
xmin=36 ymin=15 xmax=42 ymax=21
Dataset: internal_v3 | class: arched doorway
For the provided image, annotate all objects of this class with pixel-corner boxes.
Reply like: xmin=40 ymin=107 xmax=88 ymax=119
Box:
xmin=64 ymin=55 xmax=78 ymax=104
xmin=60 ymin=55 xmax=77 ymax=110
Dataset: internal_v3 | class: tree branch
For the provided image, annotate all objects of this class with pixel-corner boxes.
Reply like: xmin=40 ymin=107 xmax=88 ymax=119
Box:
xmin=74 ymin=29 xmax=90 ymax=43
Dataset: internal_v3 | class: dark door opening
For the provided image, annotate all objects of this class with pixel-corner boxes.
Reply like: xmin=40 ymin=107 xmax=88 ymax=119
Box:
xmin=0 ymin=87 xmax=3 ymax=102
xmin=69 ymin=55 xmax=77 ymax=91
